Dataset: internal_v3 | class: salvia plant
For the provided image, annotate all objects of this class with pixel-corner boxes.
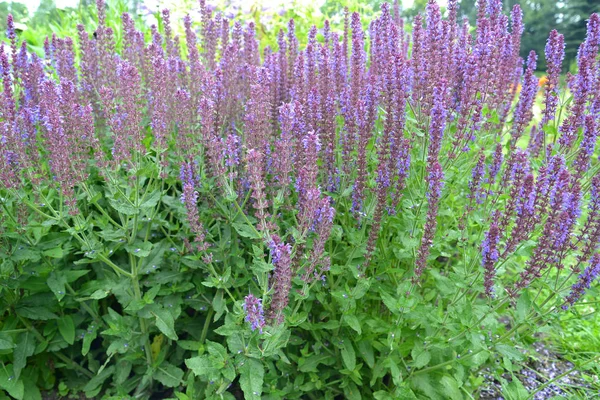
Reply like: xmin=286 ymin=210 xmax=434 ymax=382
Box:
xmin=0 ymin=0 xmax=599 ymax=398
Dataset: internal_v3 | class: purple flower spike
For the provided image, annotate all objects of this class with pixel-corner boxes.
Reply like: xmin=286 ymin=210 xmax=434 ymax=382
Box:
xmin=482 ymin=213 xmax=501 ymax=297
xmin=268 ymin=235 xmax=293 ymax=324
xmin=563 ymin=254 xmax=600 ymax=310
xmin=243 ymin=294 xmax=266 ymax=332
xmin=512 ymin=51 xmax=538 ymax=143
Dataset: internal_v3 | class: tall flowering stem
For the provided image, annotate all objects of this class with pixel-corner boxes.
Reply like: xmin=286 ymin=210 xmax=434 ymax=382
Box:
xmin=180 ymin=162 xmax=209 ymax=252
xmin=243 ymin=294 xmax=266 ymax=332
xmin=482 ymin=213 xmax=501 ymax=297
xmin=414 ymin=162 xmax=444 ymax=283
xmin=268 ymin=235 xmax=292 ymax=324
xmin=563 ymin=254 xmax=600 ymax=310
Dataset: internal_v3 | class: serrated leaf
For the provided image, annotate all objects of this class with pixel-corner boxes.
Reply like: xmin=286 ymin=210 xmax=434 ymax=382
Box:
xmin=115 ymin=360 xmax=132 ymax=385
xmin=83 ymin=366 xmax=115 ymax=394
xmin=15 ymin=306 xmax=58 ymax=320
xmin=357 ymin=341 xmax=374 ymax=368
xmin=343 ymin=381 xmax=361 ymax=400
xmin=0 ymin=336 xmax=15 ymax=350
xmin=82 ymin=325 xmax=97 ymax=356
xmin=239 ymin=358 xmax=263 ymax=400
xmin=373 ymin=391 xmax=394 ymax=400
xmin=379 ymin=289 xmax=400 ymax=314
xmin=213 ymin=290 xmax=226 ymax=321
xmin=185 ymin=356 xmax=213 ymax=376
xmin=351 ymin=278 xmax=370 ymax=299
xmin=140 ymin=190 xmax=162 ymax=210
xmin=42 ymin=247 xmax=63 ymax=258
xmin=177 ymin=340 xmax=201 ymax=351
xmin=440 ymin=376 xmax=462 ymax=400
xmin=344 ymin=314 xmax=362 ymax=335
xmin=298 ymin=353 xmax=333 ymax=372
xmin=57 ymin=315 xmax=75 ymax=345
xmin=89 ymin=289 xmax=109 ymax=300
xmin=0 ymin=365 xmax=24 ymax=400
xmin=13 ymin=332 xmax=35 ymax=381
xmin=232 ymin=223 xmax=261 ymax=239
xmin=47 ymin=271 xmax=67 ymax=301
xmin=142 ymin=241 xmax=168 ymax=270
xmin=516 ymin=291 xmax=530 ymax=323
xmin=412 ymin=350 xmax=431 ymax=369
xmin=154 ymin=364 xmax=184 ymax=388
xmin=125 ymin=241 xmax=153 ymax=258
xmin=496 ymin=344 xmax=523 ymax=361
xmin=152 ymin=308 xmax=178 ymax=340
xmin=341 ymin=341 xmax=356 ymax=371
xmin=108 ymin=197 xmax=138 ymax=215
xmin=500 ymin=376 xmax=529 ymax=400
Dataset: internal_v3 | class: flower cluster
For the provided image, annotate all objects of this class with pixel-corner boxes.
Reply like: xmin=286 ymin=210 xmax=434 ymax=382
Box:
xmin=243 ymin=294 xmax=266 ymax=332
xmin=1 ymin=0 xmax=599 ymax=334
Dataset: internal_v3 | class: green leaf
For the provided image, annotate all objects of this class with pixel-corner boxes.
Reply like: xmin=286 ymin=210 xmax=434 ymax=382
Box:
xmin=13 ymin=332 xmax=35 ymax=380
xmin=185 ymin=356 xmax=213 ymax=376
xmin=357 ymin=341 xmax=374 ymax=369
xmin=11 ymin=247 xmax=40 ymax=262
xmin=154 ymin=364 xmax=184 ymax=388
xmin=125 ymin=241 xmax=153 ymax=258
xmin=57 ymin=315 xmax=75 ymax=345
xmin=344 ymin=314 xmax=362 ymax=335
xmin=47 ymin=271 xmax=67 ymax=301
xmin=115 ymin=359 xmax=132 ymax=385
xmin=496 ymin=344 xmax=523 ymax=361
xmin=140 ymin=190 xmax=162 ymax=210
xmin=239 ymin=358 xmax=263 ymax=400
xmin=298 ymin=353 xmax=333 ymax=372
xmin=341 ymin=341 xmax=356 ymax=371
xmin=440 ymin=376 xmax=462 ymax=400
xmin=379 ymin=289 xmax=400 ymax=314
xmin=206 ymin=341 xmax=228 ymax=362
xmin=82 ymin=325 xmax=97 ymax=356
xmin=411 ymin=350 xmax=431 ymax=369
xmin=232 ymin=223 xmax=261 ymax=239
xmin=177 ymin=340 xmax=201 ymax=351
xmin=373 ymin=391 xmax=395 ymax=400
xmin=89 ymin=289 xmax=110 ymax=300
xmin=22 ymin=376 xmax=41 ymax=400
xmin=343 ymin=381 xmax=362 ymax=400
xmin=500 ymin=376 xmax=529 ymax=400
xmin=108 ymin=197 xmax=138 ymax=215
xmin=351 ymin=278 xmax=370 ymax=299
xmin=142 ymin=241 xmax=168 ymax=270
xmin=212 ymin=290 xmax=226 ymax=321
xmin=15 ymin=306 xmax=58 ymax=320
xmin=262 ymin=325 xmax=290 ymax=356
xmin=83 ymin=366 xmax=115 ymax=395
xmin=42 ymin=247 xmax=64 ymax=259
xmin=0 ymin=336 xmax=16 ymax=350
xmin=516 ymin=291 xmax=530 ymax=323
xmin=0 ymin=365 xmax=24 ymax=400
xmin=152 ymin=308 xmax=178 ymax=340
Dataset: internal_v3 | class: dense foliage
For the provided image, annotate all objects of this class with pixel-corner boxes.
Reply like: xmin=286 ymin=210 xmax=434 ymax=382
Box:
xmin=1 ymin=0 xmax=599 ymax=398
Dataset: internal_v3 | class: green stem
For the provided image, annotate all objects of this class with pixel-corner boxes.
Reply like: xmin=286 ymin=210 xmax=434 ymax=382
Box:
xmin=200 ymin=308 xmax=215 ymax=344
xmin=131 ymin=267 xmax=154 ymax=367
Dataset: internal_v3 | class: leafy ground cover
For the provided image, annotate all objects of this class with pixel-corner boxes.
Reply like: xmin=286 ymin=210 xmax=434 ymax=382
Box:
xmin=1 ymin=0 xmax=600 ymax=398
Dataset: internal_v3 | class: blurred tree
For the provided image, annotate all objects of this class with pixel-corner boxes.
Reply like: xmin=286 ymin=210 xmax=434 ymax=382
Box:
xmin=428 ymin=0 xmax=574 ymax=71
xmin=562 ymin=0 xmax=598 ymax=69
xmin=0 ymin=2 xmax=29 ymax=32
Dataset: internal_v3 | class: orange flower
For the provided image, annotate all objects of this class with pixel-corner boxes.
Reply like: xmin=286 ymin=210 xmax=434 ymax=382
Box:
xmin=538 ymin=75 xmax=549 ymax=87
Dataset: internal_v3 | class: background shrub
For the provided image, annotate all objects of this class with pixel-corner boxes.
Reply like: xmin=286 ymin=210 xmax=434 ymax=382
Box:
xmin=0 ymin=0 xmax=599 ymax=398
